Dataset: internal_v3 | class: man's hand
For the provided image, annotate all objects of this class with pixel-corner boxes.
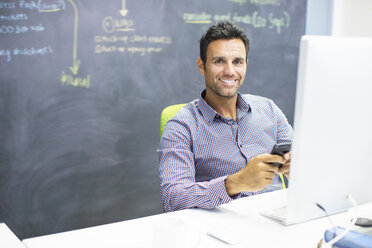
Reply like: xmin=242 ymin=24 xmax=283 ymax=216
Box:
xmin=278 ymin=151 xmax=291 ymax=178
xmin=225 ymin=153 xmax=286 ymax=196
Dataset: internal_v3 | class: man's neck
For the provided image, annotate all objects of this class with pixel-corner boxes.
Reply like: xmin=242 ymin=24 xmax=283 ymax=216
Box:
xmin=204 ymin=92 xmax=238 ymax=120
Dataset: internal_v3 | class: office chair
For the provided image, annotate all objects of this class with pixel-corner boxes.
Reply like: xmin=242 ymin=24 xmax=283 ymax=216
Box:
xmin=159 ymin=103 xmax=287 ymax=189
xmin=160 ymin=103 xmax=186 ymax=137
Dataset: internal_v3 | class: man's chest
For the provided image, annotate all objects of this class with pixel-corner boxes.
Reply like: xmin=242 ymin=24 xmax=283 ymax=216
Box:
xmin=192 ymin=117 xmax=277 ymax=175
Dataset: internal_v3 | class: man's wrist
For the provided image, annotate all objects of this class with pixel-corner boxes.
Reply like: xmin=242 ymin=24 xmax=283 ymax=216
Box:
xmin=225 ymin=173 xmax=242 ymax=197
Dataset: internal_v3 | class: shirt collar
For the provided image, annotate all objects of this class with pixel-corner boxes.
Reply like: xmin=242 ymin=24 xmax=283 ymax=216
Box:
xmin=236 ymin=92 xmax=251 ymax=119
xmin=197 ymin=90 xmax=251 ymax=123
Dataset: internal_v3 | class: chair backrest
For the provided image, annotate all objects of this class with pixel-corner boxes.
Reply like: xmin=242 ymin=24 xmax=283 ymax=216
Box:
xmin=160 ymin=103 xmax=186 ymax=138
xmin=159 ymin=103 xmax=287 ymax=189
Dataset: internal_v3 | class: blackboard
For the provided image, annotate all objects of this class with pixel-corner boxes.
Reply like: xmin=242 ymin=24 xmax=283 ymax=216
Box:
xmin=0 ymin=0 xmax=306 ymax=239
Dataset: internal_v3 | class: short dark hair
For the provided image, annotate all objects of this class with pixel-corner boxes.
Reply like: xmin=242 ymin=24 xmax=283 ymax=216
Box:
xmin=199 ymin=21 xmax=250 ymax=64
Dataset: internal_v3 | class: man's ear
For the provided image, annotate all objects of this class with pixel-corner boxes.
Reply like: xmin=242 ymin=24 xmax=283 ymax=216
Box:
xmin=196 ymin=57 xmax=205 ymax=75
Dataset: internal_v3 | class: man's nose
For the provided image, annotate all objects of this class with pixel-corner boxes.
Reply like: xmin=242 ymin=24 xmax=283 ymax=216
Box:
xmin=223 ymin=62 xmax=235 ymax=76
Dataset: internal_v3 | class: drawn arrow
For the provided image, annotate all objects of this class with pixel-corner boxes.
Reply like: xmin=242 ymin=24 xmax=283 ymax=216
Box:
xmin=119 ymin=0 xmax=128 ymax=16
xmin=69 ymin=0 xmax=80 ymax=75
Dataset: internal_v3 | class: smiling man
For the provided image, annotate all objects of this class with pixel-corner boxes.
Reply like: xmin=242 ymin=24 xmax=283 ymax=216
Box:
xmin=158 ymin=21 xmax=293 ymax=212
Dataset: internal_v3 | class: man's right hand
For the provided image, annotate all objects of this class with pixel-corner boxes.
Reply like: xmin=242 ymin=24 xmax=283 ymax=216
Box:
xmin=225 ymin=153 xmax=285 ymax=196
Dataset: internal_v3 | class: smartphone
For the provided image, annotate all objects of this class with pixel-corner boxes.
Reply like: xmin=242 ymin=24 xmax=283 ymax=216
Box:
xmin=271 ymin=143 xmax=291 ymax=167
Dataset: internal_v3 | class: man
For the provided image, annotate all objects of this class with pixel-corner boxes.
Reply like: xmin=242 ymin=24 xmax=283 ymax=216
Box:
xmin=158 ymin=21 xmax=293 ymax=212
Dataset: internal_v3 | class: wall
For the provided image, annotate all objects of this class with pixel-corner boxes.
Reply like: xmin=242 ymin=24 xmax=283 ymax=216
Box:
xmin=332 ymin=0 xmax=372 ymax=36
xmin=305 ymin=0 xmax=333 ymax=35
xmin=306 ymin=0 xmax=372 ymax=36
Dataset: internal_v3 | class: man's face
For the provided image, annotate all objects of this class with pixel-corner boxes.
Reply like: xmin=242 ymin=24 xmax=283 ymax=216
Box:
xmin=197 ymin=39 xmax=247 ymax=100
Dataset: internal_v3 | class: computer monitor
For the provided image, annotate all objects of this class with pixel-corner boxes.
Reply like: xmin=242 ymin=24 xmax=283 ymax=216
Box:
xmin=284 ymin=35 xmax=372 ymax=224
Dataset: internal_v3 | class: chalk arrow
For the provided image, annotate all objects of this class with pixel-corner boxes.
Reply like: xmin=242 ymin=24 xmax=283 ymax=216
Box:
xmin=70 ymin=60 xmax=80 ymax=75
xmin=120 ymin=0 xmax=128 ymax=16
xmin=69 ymin=0 xmax=80 ymax=75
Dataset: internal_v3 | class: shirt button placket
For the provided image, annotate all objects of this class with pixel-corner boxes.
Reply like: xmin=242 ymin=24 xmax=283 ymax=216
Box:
xmin=231 ymin=121 xmax=239 ymax=146
xmin=235 ymin=122 xmax=243 ymax=151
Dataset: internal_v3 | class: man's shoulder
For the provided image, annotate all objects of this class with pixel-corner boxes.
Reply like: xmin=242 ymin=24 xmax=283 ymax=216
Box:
xmin=170 ymin=99 xmax=199 ymax=122
xmin=240 ymin=93 xmax=274 ymax=107
xmin=161 ymin=100 xmax=201 ymax=138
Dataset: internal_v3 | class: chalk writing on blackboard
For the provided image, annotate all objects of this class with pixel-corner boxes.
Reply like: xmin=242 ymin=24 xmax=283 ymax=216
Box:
xmin=183 ymin=11 xmax=290 ymax=34
xmin=102 ymin=16 xmax=135 ymax=33
xmin=0 ymin=45 xmax=53 ymax=62
xmin=0 ymin=0 xmax=63 ymax=63
xmin=228 ymin=0 xmax=247 ymax=5
xmin=182 ymin=13 xmax=212 ymax=24
xmin=268 ymin=12 xmax=290 ymax=33
xmin=60 ymin=0 xmax=91 ymax=88
xmin=250 ymin=0 xmax=280 ymax=6
xmin=18 ymin=0 xmax=66 ymax=12
xmin=0 ymin=0 xmax=65 ymax=11
xmin=61 ymin=71 xmax=91 ymax=88
xmin=94 ymin=3 xmax=172 ymax=57
xmin=0 ymin=49 xmax=11 ymax=61
xmin=0 ymin=23 xmax=45 ymax=34
xmin=67 ymin=0 xmax=80 ymax=75
xmin=228 ymin=0 xmax=280 ymax=5
xmin=0 ymin=13 xmax=28 ymax=21
xmin=0 ymin=2 xmax=16 ymax=9
xmin=94 ymin=34 xmax=172 ymax=56
xmin=119 ymin=0 xmax=128 ymax=17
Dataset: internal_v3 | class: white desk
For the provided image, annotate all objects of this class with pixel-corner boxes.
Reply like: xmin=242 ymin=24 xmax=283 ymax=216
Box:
xmin=22 ymin=190 xmax=372 ymax=248
xmin=0 ymin=223 xmax=26 ymax=248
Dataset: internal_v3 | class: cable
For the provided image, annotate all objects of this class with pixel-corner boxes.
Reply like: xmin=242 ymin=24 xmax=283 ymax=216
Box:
xmin=316 ymin=202 xmax=337 ymax=228
xmin=317 ymin=194 xmax=358 ymax=248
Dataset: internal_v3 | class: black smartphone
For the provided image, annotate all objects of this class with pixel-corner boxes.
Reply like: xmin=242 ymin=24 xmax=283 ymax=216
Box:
xmin=270 ymin=143 xmax=291 ymax=167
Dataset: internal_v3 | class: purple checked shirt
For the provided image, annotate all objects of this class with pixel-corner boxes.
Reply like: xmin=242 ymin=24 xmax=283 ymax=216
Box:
xmin=158 ymin=90 xmax=293 ymax=212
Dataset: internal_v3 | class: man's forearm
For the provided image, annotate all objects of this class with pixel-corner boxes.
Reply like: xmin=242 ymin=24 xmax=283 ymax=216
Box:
xmin=161 ymin=176 xmax=234 ymax=212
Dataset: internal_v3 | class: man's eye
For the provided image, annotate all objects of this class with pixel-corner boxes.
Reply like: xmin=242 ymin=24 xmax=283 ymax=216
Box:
xmin=214 ymin=59 xmax=223 ymax=64
xmin=234 ymin=60 xmax=244 ymax=65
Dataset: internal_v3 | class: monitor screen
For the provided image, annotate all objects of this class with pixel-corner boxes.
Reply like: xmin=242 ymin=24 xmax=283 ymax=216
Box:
xmin=286 ymin=35 xmax=372 ymax=224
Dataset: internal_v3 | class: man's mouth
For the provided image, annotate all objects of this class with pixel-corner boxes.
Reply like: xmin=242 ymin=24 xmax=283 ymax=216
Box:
xmin=220 ymin=79 xmax=236 ymax=84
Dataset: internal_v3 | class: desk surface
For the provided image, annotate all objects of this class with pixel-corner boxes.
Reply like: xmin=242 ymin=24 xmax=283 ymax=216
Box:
xmin=0 ymin=223 xmax=26 ymax=248
xmin=22 ymin=190 xmax=372 ymax=248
